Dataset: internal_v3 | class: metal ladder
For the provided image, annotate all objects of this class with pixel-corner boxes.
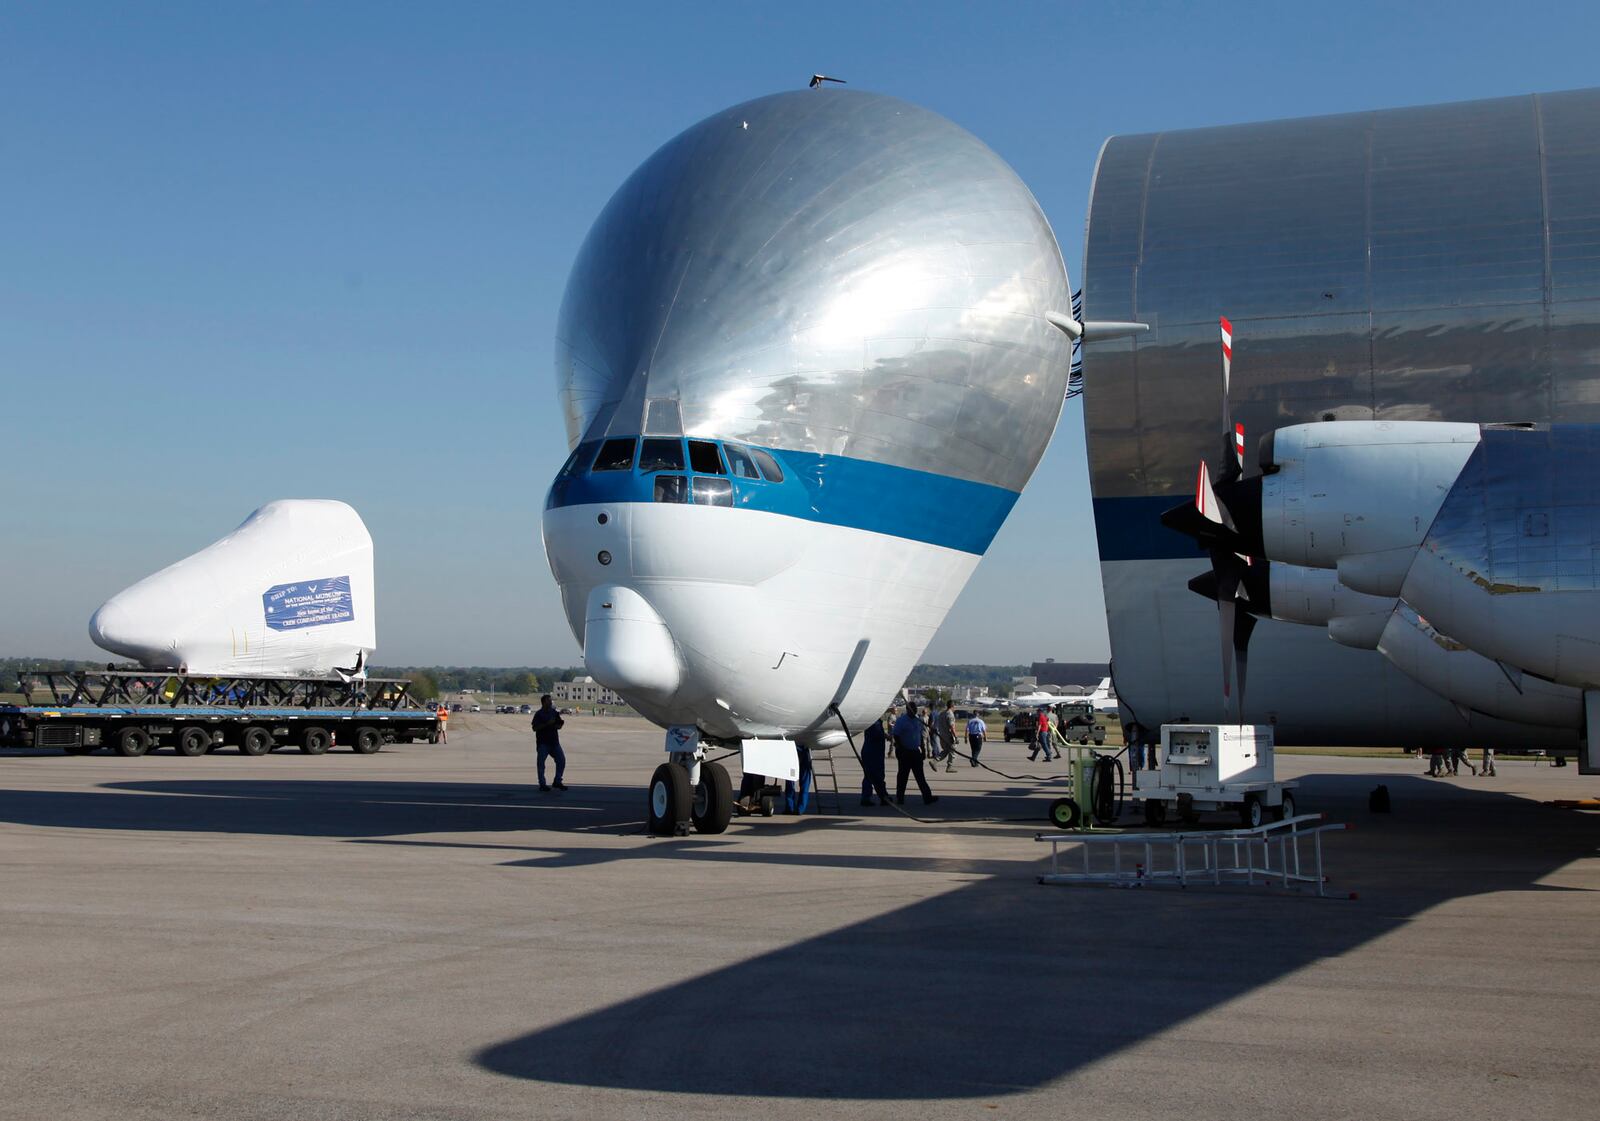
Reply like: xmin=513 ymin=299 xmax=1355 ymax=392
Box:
xmin=807 ymin=745 xmax=842 ymax=814
xmin=1035 ymin=814 xmax=1354 ymax=897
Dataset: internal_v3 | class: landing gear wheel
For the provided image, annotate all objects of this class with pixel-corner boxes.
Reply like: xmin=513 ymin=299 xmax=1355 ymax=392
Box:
xmin=1276 ymin=790 xmax=1297 ymax=822
xmin=176 ymin=726 xmax=212 ymax=757
xmin=691 ymin=761 xmax=733 ymax=834
xmin=647 ymin=762 xmax=691 ymax=835
xmin=1048 ymin=797 xmax=1081 ymax=830
xmin=239 ymin=725 xmax=273 ymax=756
xmin=300 ymin=727 xmax=332 ymax=755
xmin=1241 ymin=794 xmax=1264 ymax=829
xmin=759 ymin=792 xmax=781 ymax=817
xmin=352 ymin=726 xmax=383 ymax=755
xmin=116 ymin=727 xmax=151 ymax=757
xmin=1143 ymin=799 xmax=1168 ymax=826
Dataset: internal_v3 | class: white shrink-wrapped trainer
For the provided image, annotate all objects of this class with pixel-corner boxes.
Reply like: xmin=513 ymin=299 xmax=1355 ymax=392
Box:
xmin=89 ymin=499 xmax=376 ymax=677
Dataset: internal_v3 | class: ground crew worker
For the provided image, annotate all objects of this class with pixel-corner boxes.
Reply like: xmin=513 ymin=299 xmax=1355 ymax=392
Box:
xmin=891 ymin=703 xmax=937 ymax=806
xmin=436 ymin=704 xmax=448 ymax=744
xmin=935 ymin=702 xmax=957 ymax=772
xmin=860 ymin=707 xmax=893 ymax=806
xmin=531 ymin=695 xmax=567 ymax=791
xmin=1029 ymin=708 xmax=1054 ymax=762
xmin=964 ymin=712 xmax=986 ymax=767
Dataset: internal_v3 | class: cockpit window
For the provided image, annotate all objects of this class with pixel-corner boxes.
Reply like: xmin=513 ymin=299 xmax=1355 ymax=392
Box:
xmin=653 ymin=475 xmax=688 ymax=503
xmin=691 ymin=477 xmax=733 ymax=506
xmin=639 ymin=438 xmax=685 ymax=473
xmin=748 ymin=447 xmax=785 ymax=483
xmin=724 ymin=444 xmax=761 ymax=480
xmin=592 ymin=438 xmax=636 ymax=472
xmin=560 ymin=441 xmax=599 ymax=477
xmin=687 ymin=440 xmax=726 ymax=475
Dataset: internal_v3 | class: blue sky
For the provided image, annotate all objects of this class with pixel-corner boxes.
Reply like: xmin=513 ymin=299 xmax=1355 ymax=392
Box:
xmin=4 ymin=1 xmax=1597 ymax=665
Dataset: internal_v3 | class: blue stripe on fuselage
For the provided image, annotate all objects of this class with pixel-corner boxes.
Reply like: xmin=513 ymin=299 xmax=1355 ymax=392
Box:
xmin=546 ymin=446 xmax=1018 ymax=555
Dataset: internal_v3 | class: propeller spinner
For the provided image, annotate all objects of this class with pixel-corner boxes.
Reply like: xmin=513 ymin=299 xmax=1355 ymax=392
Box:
xmin=1159 ymin=317 xmax=1268 ymax=722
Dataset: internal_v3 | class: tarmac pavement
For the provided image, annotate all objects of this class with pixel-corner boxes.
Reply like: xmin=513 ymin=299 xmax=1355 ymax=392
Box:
xmin=0 ymin=712 xmax=1596 ymax=1120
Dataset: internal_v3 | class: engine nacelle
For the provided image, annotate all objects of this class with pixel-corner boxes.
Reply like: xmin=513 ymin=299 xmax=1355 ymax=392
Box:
xmin=1247 ymin=421 xmax=1480 ymax=578
xmin=1376 ymin=603 xmax=1582 ymax=729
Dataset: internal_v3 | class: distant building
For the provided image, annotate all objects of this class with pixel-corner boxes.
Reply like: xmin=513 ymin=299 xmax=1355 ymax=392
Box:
xmin=552 ymin=676 xmax=628 ymax=706
xmin=1030 ymin=661 xmax=1110 ymax=689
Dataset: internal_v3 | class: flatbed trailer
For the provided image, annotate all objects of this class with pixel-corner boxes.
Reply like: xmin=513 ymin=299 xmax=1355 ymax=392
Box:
xmin=0 ymin=669 xmax=438 ymax=757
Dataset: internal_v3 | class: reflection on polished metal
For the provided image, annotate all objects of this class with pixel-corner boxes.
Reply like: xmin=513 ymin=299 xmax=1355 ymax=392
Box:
xmin=556 ymin=89 xmax=1074 ymax=494
xmin=1084 ymin=87 xmax=1600 ymax=502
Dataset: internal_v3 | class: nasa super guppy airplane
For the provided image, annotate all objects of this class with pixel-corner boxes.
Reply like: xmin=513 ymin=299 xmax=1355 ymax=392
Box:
xmin=541 ymin=88 xmax=1139 ymax=834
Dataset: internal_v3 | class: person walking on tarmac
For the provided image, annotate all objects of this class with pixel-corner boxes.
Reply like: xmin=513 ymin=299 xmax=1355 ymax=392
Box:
xmin=1028 ymin=707 xmax=1055 ymax=762
xmin=860 ymin=707 xmax=893 ymax=807
xmin=934 ymin=702 xmax=958 ymax=772
xmin=965 ymin=712 xmax=987 ymax=767
xmin=892 ymin=703 xmax=938 ymax=806
xmin=436 ymin=703 xmax=448 ymax=744
xmin=530 ymin=695 xmax=567 ymax=792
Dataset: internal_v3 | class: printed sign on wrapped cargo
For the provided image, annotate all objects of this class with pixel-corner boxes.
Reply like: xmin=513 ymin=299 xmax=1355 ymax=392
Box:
xmin=262 ymin=576 xmax=355 ymax=631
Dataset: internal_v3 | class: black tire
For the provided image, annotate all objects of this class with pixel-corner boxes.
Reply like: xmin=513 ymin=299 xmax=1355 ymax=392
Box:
xmin=1143 ymin=799 xmax=1167 ymax=826
xmin=300 ymin=727 xmax=332 ymax=755
xmin=1048 ymin=797 xmax=1081 ymax=830
xmin=1241 ymin=794 xmax=1264 ymax=829
xmin=352 ymin=726 xmax=383 ymax=755
xmin=239 ymin=725 xmax=273 ymax=756
xmin=115 ymin=727 xmax=151 ymax=757
xmin=647 ymin=762 xmax=691 ymax=835
xmin=176 ymin=725 xmax=212 ymax=758
xmin=691 ymin=761 xmax=734 ymax=834
xmin=760 ymin=793 xmax=780 ymax=817
xmin=1278 ymin=790 xmax=1297 ymax=821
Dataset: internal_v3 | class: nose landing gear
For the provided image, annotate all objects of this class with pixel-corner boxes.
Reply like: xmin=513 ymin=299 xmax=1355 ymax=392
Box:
xmin=646 ymin=748 xmax=733 ymax=836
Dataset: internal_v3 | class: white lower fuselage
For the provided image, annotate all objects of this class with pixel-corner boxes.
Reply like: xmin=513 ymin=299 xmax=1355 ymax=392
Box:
xmin=543 ymin=501 xmax=978 ymax=746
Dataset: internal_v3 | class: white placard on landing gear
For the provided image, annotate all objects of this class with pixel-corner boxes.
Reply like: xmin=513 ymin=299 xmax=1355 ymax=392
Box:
xmin=742 ymin=738 xmax=799 ymax=783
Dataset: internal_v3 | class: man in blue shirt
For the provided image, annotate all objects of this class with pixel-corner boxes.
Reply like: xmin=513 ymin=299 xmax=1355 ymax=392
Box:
xmin=891 ymin=702 xmax=937 ymax=806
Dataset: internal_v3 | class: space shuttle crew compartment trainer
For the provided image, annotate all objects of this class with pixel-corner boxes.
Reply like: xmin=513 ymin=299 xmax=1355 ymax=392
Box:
xmin=89 ymin=499 xmax=376 ymax=677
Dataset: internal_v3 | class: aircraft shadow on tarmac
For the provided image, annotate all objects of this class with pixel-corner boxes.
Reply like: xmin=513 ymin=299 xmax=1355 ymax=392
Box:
xmin=471 ymin=772 xmax=1598 ymax=1100
xmin=0 ymin=772 xmax=1593 ymax=1098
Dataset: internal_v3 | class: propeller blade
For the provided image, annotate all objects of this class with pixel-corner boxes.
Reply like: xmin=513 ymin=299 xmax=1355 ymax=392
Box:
xmin=1234 ymin=610 xmax=1258 ymax=722
xmin=1217 ymin=596 xmax=1237 ymax=705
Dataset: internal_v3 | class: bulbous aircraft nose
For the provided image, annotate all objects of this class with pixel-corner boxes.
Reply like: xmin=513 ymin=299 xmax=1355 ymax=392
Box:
xmin=583 ymin=585 xmax=682 ymax=703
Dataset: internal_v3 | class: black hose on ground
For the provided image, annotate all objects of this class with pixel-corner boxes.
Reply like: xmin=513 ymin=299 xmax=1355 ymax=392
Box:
xmin=1088 ymin=753 xmax=1125 ymax=825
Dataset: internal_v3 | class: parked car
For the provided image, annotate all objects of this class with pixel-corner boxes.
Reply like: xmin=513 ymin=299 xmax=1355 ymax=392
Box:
xmin=519 ymin=704 xmax=532 ymax=714
xmin=470 ymin=704 xmax=481 ymax=713
xmin=451 ymin=703 xmax=463 ymax=713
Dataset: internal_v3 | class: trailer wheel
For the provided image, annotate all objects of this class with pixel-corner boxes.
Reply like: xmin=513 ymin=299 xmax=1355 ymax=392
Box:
xmin=115 ymin=727 xmax=151 ymax=757
xmin=1241 ymin=794 xmax=1264 ymax=829
xmin=175 ymin=725 xmax=212 ymax=757
xmin=1276 ymin=790 xmax=1297 ymax=822
xmin=352 ymin=726 xmax=383 ymax=754
xmin=647 ymin=762 xmax=691 ymax=835
xmin=239 ymin=726 xmax=273 ymax=756
xmin=1143 ymin=799 xmax=1167 ymax=826
xmin=300 ymin=727 xmax=332 ymax=755
xmin=690 ymin=761 xmax=733 ymax=834
xmin=1048 ymin=797 xmax=1082 ymax=830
